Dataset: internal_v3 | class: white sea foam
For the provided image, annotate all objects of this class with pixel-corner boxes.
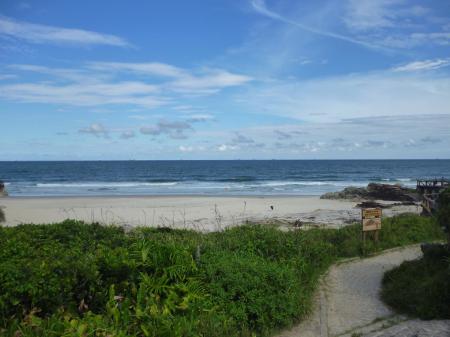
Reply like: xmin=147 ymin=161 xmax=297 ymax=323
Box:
xmin=36 ymin=182 xmax=178 ymax=188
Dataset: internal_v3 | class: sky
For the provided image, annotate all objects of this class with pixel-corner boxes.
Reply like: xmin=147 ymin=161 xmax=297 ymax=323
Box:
xmin=0 ymin=0 xmax=449 ymax=160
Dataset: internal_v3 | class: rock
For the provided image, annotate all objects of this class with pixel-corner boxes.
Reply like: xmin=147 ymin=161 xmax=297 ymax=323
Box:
xmin=321 ymin=183 xmax=419 ymax=202
xmin=356 ymin=200 xmax=418 ymax=209
xmin=320 ymin=186 xmax=368 ymax=201
xmin=356 ymin=201 xmax=389 ymax=209
xmin=0 ymin=181 xmax=7 ymax=197
xmin=366 ymin=183 xmax=417 ymax=202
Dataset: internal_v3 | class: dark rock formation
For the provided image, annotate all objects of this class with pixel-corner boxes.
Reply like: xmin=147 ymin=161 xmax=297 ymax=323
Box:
xmin=356 ymin=200 xmax=417 ymax=209
xmin=321 ymin=183 xmax=419 ymax=202
xmin=320 ymin=186 xmax=368 ymax=201
xmin=0 ymin=181 xmax=7 ymax=197
xmin=366 ymin=183 xmax=417 ymax=202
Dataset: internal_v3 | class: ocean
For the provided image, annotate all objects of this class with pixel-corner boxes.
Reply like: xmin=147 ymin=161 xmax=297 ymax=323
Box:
xmin=0 ymin=160 xmax=449 ymax=197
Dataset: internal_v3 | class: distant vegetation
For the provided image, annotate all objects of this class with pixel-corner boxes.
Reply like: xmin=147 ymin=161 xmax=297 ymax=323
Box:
xmin=0 ymin=214 xmax=444 ymax=337
xmin=381 ymin=188 xmax=450 ymax=320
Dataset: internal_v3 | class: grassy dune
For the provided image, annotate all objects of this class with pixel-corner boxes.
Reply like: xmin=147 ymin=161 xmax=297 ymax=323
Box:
xmin=0 ymin=214 xmax=444 ymax=337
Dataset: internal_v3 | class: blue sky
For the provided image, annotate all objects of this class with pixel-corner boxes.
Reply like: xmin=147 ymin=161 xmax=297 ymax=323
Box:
xmin=0 ymin=0 xmax=449 ymax=160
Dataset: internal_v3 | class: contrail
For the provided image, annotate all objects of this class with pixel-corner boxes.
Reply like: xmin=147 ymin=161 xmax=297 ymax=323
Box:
xmin=250 ymin=0 xmax=385 ymax=51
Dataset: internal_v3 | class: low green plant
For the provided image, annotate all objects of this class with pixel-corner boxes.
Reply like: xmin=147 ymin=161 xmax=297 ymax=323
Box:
xmin=437 ymin=187 xmax=450 ymax=246
xmin=380 ymin=192 xmax=450 ymax=320
xmin=381 ymin=251 xmax=450 ymax=319
xmin=0 ymin=214 xmax=444 ymax=336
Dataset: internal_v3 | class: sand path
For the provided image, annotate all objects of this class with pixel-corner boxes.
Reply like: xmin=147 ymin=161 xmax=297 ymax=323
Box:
xmin=277 ymin=245 xmax=450 ymax=337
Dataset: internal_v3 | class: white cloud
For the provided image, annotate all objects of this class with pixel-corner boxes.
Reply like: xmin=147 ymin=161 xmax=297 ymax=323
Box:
xmin=88 ymin=62 xmax=184 ymax=77
xmin=0 ymin=81 xmax=164 ymax=108
xmin=78 ymin=123 xmax=109 ymax=137
xmin=218 ymin=144 xmax=238 ymax=152
xmin=140 ymin=120 xmax=193 ymax=139
xmin=170 ymin=69 xmax=252 ymax=94
xmin=381 ymin=32 xmax=450 ymax=48
xmin=185 ymin=114 xmax=215 ymax=123
xmin=231 ymin=133 xmax=255 ymax=144
xmin=120 ymin=130 xmax=135 ymax=139
xmin=343 ymin=0 xmax=450 ymax=49
xmin=0 ymin=15 xmax=129 ymax=47
xmin=179 ymin=145 xmax=194 ymax=152
xmin=236 ymin=71 xmax=450 ymax=123
xmin=344 ymin=0 xmax=406 ymax=31
xmin=88 ymin=62 xmax=252 ymax=94
xmin=393 ymin=59 xmax=450 ymax=72
xmin=0 ymin=73 xmax=17 ymax=80
xmin=0 ymin=62 xmax=251 ymax=108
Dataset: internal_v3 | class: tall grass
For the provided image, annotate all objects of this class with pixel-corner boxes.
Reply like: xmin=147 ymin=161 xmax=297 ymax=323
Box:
xmin=0 ymin=214 xmax=444 ymax=337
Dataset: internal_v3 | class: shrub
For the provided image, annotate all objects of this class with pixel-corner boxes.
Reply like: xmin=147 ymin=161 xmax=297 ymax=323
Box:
xmin=381 ymin=253 xmax=450 ymax=319
xmin=437 ymin=187 xmax=450 ymax=245
xmin=0 ymin=215 xmax=445 ymax=336
xmin=200 ymin=250 xmax=302 ymax=335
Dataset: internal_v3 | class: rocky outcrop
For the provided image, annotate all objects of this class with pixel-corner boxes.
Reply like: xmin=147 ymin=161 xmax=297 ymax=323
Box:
xmin=0 ymin=181 xmax=8 ymax=197
xmin=320 ymin=186 xmax=368 ymax=201
xmin=321 ymin=183 xmax=418 ymax=202
xmin=366 ymin=183 xmax=417 ymax=202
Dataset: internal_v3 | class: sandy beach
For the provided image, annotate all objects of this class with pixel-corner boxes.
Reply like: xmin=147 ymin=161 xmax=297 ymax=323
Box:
xmin=0 ymin=196 xmax=420 ymax=231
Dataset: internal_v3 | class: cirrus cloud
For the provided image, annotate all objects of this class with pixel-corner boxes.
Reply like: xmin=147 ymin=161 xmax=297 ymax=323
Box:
xmin=0 ymin=15 xmax=130 ymax=47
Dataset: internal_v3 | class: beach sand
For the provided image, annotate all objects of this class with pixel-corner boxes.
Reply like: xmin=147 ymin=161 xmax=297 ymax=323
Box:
xmin=0 ymin=196 xmax=420 ymax=231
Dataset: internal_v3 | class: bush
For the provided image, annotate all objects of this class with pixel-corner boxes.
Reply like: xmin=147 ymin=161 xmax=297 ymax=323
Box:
xmin=0 ymin=215 xmax=445 ymax=336
xmin=437 ymin=187 xmax=450 ymax=245
xmin=201 ymin=251 xmax=303 ymax=335
xmin=381 ymin=252 xmax=450 ymax=319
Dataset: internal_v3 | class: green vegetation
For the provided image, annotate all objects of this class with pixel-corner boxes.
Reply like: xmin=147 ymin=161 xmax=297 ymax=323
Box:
xmin=381 ymin=246 xmax=450 ymax=319
xmin=437 ymin=187 xmax=450 ymax=245
xmin=381 ymin=188 xmax=450 ymax=320
xmin=0 ymin=214 xmax=444 ymax=337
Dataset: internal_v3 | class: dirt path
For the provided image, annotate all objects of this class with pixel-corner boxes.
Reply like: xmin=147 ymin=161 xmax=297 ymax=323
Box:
xmin=277 ymin=245 xmax=450 ymax=337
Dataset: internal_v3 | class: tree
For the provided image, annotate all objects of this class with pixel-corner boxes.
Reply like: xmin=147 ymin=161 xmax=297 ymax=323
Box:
xmin=437 ymin=188 xmax=450 ymax=247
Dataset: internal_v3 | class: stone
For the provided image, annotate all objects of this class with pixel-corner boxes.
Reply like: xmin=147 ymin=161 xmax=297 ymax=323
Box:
xmin=321 ymin=183 xmax=419 ymax=202
xmin=0 ymin=180 xmax=7 ymax=197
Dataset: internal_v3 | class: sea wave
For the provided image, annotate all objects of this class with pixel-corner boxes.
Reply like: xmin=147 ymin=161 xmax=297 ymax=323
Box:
xmin=256 ymin=181 xmax=368 ymax=187
xmin=36 ymin=182 xmax=178 ymax=188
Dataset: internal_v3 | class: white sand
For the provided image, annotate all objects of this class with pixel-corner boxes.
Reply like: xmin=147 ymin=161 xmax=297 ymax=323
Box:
xmin=0 ymin=196 xmax=420 ymax=231
xmin=0 ymin=196 xmax=353 ymax=230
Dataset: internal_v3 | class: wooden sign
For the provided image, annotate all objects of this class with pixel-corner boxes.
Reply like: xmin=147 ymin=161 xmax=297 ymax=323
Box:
xmin=362 ymin=208 xmax=382 ymax=232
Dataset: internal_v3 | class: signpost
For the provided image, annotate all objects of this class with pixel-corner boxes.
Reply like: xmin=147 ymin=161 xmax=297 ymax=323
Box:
xmin=362 ymin=207 xmax=382 ymax=244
